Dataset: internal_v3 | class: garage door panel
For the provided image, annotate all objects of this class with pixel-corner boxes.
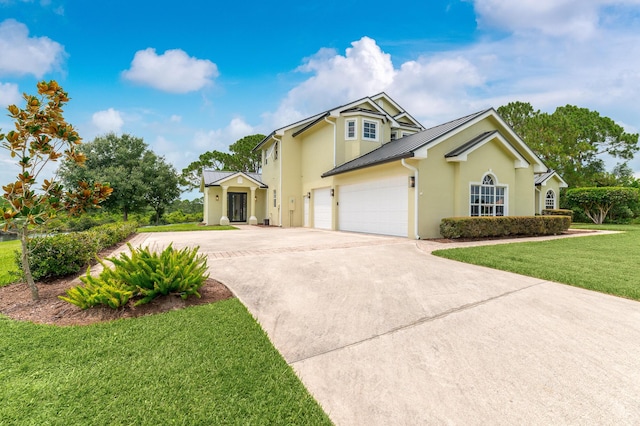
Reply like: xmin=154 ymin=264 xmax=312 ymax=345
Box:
xmin=339 ymin=176 xmax=408 ymax=237
xmin=313 ymin=188 xmax=332 ymax=230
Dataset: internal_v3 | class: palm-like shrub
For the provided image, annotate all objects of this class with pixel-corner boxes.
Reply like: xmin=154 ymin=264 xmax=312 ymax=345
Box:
xmin=60 ymin=243 xmax=209 ymax=309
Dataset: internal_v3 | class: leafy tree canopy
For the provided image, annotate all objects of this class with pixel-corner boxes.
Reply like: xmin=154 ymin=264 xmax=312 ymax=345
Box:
xmin=0 ymin=81 xmax=112 ymax=300
xmin=566 ymin=187 xmax=639 ymax=224
xmin=498 ymin=102 xmax=639 ymax=187
xmin=181 ymin=134 xmax=264 ymax=189
xmin=60 ymin=133 xmax=180 ymax=221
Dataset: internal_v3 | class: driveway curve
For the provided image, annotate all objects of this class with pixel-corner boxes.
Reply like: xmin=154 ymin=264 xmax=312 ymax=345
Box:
xmin=138 ymin=227 xmax=640 ymax=425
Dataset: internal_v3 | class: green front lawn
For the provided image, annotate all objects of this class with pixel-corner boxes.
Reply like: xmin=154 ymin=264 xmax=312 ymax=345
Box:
xmin=0 ymin=299 xmax=331 ymax=425
xmin=139 ymin=223 xmax=237 ymax=232
xmin=0 ymin=240 xmax=20 ymax=286
xmin=432 ymin=224 xmax=640 ymax=301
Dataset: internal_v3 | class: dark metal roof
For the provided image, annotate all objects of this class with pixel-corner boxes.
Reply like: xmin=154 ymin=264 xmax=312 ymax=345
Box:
xmin=202 ymin=170 xmax=267 ymax=188
xmin=322 ymin=109 xmax=491 ymax=177
xmin=445 ymin=131 xmax=498 ymax=158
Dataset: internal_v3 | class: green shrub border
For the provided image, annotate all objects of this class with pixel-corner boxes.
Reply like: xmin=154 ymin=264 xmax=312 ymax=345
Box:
xmin=17 ymin=222 xmax=139 ymax=281
xmin=440 ymin=216 xmax=571 ymax=239
xmin=541 ymin=208 xmax=573 ymax=218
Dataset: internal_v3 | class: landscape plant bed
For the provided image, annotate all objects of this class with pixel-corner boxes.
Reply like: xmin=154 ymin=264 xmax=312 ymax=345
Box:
xmin=0 ymin=276 xmax=233 ymax=326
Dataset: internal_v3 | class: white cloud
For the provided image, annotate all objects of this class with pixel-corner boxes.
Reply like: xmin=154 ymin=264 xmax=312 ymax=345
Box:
xmin=0 ymin=82 xmax=20 ymax=107
xmin=265 ymin=37 xmax=396 ymax=128
xmin=191 ymin=117 xmax=254 ymax=151
xmin=0 ymin=19 xmax=65 ymax=77
xmin=122 ymin=48 xmax=219 ymax=93
xmin=169 ymin=114 xmax=182 ymax=123
xmin=266 ymin=36 xmax=488 ymax=128
xmin=471 ymin=0 xmax=640 ymax=40
xmin=92 ymin=108 xmax=124 ymax=133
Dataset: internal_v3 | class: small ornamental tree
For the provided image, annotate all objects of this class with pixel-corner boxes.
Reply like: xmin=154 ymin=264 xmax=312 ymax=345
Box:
xmin=0 ymin=81 xmax=112 ymax=301
xmin=566 ymin=187 xmax=639 ymax=224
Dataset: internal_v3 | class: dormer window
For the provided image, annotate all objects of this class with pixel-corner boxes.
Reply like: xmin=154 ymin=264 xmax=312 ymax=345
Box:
xmin=390 ymin=131 xmax=398 ymax=141
xmin=345 ymin=119 xmax=357 ymax=139
xmin=363 ymin=120 xmax=378 ymax=141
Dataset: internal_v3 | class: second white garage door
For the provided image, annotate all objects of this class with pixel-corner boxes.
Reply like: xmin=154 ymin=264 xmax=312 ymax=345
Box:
xmin=313 ymin=188 xmax=332 ymax=230
xmin=338 ymin=176 xmax=408 ymax=237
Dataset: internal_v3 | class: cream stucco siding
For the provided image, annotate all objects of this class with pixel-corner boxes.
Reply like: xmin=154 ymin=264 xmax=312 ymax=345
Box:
xmin=249 ymin=93 xmax=556 ymax=239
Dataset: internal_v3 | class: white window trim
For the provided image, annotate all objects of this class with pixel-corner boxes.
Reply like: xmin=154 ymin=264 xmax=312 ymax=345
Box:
xmin=345 ymin=119 xmax=357 ymax=140
xmin=545 ymin=189 xmax=556 ymax=209
xmin=469 ymin=173 xmax=509 ymax=217
xmin=362 ymin=119 xmax=379 ymax=142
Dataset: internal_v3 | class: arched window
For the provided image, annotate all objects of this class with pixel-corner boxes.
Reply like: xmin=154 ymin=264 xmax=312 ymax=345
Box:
xmin=545 ymin=190 xmax=555 ymax=209
xmin=470 ymin=174 xmax=507 ymax=217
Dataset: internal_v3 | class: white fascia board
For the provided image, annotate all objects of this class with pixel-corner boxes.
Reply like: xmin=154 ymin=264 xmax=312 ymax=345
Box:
xmin=217 ymin=172 xmax=264 ymax=188
xmin=445 ymin=133 xmax=530 ymax=169
xmin=488 ymin=109 xmax=548 ymax=172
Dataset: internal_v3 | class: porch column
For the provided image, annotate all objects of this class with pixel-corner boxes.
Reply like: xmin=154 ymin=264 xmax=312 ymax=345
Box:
xmin=220 ymin=185 xmax=230 ymax=225
xmin=249 ymin=186 xmax=258 ymax=225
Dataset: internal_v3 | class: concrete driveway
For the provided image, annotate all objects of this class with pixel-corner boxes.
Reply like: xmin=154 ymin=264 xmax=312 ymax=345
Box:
xmin=139 ymin=227 xmax=640 ymax=425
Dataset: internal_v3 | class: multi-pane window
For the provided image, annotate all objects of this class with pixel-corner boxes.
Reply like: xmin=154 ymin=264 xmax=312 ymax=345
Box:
xmin=363 ymin=120 xmax=377 ymax=140
xmin=274 ymin=142 xmax=278 ymax=160
xmin=390 ymin=131 xmax=398 ymax=141
xmin=545 ymin=190 xmax=555 ymax=209
xmin=470 ymin=175 xmax=506 ymax=217
xmin=273 ymin=190 xmax=277 ymax=208
xmin=346 ymin=119 xmax=356 ymax=139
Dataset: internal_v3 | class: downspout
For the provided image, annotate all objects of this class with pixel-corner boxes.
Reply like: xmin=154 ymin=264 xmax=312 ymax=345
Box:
xmin=401 ymin=158 xmax=420 ymax=240
xmin=272 ymin=135 xmax=283 ymax=227
xmin=324 ymin=116 xmax=337 ymax=167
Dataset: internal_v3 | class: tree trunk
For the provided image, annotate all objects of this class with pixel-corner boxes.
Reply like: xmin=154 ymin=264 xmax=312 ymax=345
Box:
xmin=123 ymin=207 xmax=128 ymax=222
xmin=20 ymin=226 xmax=39 ymax=301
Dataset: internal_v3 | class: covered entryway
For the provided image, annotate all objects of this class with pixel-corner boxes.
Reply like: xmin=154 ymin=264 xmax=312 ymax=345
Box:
xmin=313 ymin=188 xmax=332 ymax=230
xmin=338 ymin=176 xmax=408 ymax=237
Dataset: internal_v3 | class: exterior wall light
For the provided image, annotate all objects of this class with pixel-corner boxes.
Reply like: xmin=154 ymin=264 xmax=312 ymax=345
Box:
xmin=307 ymin=192 xmax=311 ymax=199
xmin=409 ymin=176 xmax=415 ymax=188
xmin=330 ymin=189 xmax=335 ymax=196
xmin=215 ymin=194 xmax=219 ymax=201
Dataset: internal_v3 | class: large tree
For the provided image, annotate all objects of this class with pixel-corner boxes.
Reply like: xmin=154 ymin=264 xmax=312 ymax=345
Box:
xmin=0 ymin=81 xmax=112 ymax=300
xmin=181 ymin=134 xmax=264 ymax=189
xmin=60 ymin=133 xmax=180 ymax=221
xmin=498 ymin=102 xmax=639 ymax=187
xmin=142 ymin=151 xmax=181 ymax=224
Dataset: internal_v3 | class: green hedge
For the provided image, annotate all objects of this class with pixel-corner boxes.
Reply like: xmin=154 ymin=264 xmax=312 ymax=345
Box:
xmin=440 ymin=216 xmax=571 ymax=239
xmin=18 ymin=222 xmax=139 ymax=281
xmin=541 ymin=208 xmax=573 ymax=217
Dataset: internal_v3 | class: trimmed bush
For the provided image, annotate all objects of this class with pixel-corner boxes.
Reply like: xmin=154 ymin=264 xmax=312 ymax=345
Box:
xmin=440 ymin=216 xmax=571 ymax=239
xmin=60 ymin=243 xmax=209 ymax=309
xmin=18 ymin=221 xmax=138 ymax=281
xmin=542 ymin=208 xmax=573 ymax=218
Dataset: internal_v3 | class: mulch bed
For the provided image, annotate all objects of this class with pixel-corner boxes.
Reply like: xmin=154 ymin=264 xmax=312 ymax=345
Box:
xmin=0 ymin=277 xmax=234 ymax=326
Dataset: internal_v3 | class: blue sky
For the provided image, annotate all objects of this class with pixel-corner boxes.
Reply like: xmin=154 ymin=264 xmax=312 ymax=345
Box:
xmin=2 ymin=0 xmax=640 ymax=197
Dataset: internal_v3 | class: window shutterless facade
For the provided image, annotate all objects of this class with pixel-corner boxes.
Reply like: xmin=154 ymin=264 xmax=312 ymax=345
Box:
xmin=345 ymin=119 xmax=357 ymax=139
xmin=470 ymin=174 xmax=507 ymax=217
xmin=362 ymin=120 xmax=378 ymax=141
xmin=545 ymin=189 xmax=555 ymax=209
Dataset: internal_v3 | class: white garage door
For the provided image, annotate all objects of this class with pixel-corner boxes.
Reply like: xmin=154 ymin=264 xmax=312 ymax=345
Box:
xmin=313 ymin=188 xmax=332 ymax=230
xmin=338 ymin=176 xmax=408 ymax=237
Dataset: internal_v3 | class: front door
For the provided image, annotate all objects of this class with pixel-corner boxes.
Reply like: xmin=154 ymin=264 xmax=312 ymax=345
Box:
xmin=228 ymin=192 xmax=247 ymax=222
